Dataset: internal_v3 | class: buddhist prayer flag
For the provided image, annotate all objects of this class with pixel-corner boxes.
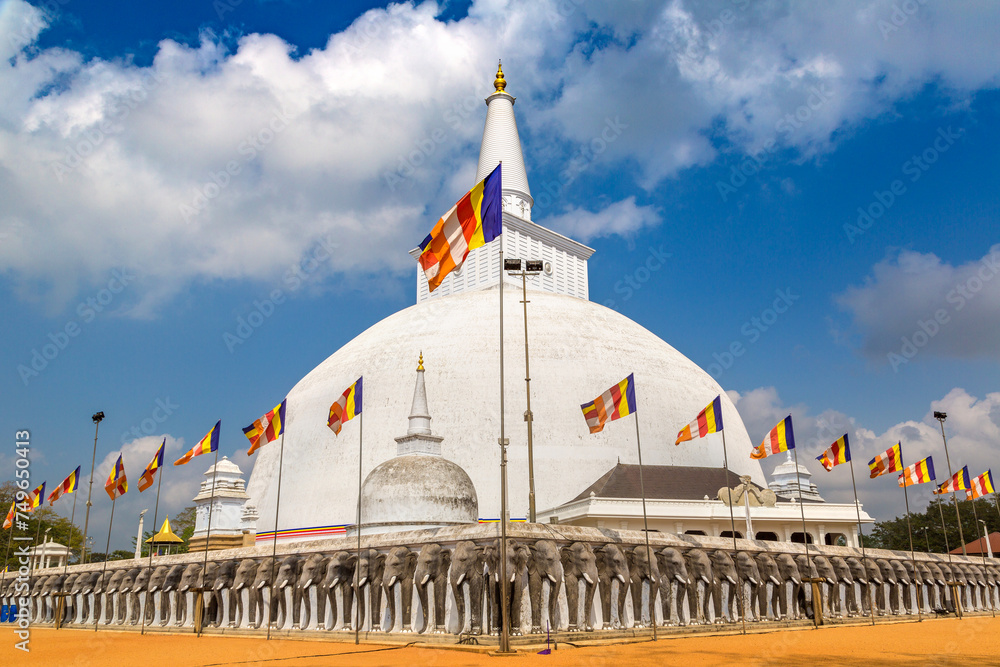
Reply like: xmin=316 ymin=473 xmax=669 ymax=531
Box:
xmin=2 ymin=502 xmax=13 ymax=530
xmin=244 ymin=399 xmax=287 ymax=455
xmin=581 ymin=374 xmax=636 ymax=434
xmin=174 ymin=420 xmax=220 ymax=466
xmin=675 ymin=395 xmax=724 ymax=445
xmin=868 ymin=443 xmax=902 ymax=479
xmin=417 ymin=164 xmax=502 ymax=292
xmin=328 ymin=378 xmax=362 ymax=436
xmin=47 ymin=466 xmax=80 ymax=505
xmin=751 ymin=416 xmax=795 ymax=460
xmin=898 ymin=456 xmax=935 ymax=488
xmin=817 ymin=434 xmax=851 ymax=471
xmin=934 ymin=465 xmax=970 ymax=495
xmin=968 ymin=470 xmax=996 ymax=499
xmin=138 ymin=440 xmax=165 ymax=493
xmin=105 ymin=454 xmax=127 ymax=500
xmin=26 ymin=482 xmax=45 ymax=512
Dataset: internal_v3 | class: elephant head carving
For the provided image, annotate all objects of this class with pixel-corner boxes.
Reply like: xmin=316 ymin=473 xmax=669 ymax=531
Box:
xmin=383 ymin=546 xmax=416 ymax=632
xmin=414 ymin=544 xmax=451 ymax=633
xmin=595 ymin=543 xmax=629 ymax=629
xmin=450 ymin=541 xmax=485 ymax=635
xmin=559 ymin=542 xmax=598 ymax=632
xmin=529 ymin=540 xmax=563 ymax=633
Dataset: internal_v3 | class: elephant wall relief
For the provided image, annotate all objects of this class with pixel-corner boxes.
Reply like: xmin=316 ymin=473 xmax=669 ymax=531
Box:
xmin=355 ymin=549 xmax=385 ymax=632
xmin=321 ymin=551 xmax=357 ymax=631
xmin=414 ymin=543 xmax=451 ymax=634
xmin=383 ymin=546 xmax=417 ymax=632
xmin=559 ymin=542 xmax=597 ymax=632
xmin=685 ymin=548 xmax=713 ymax=624
xmin=529 ymin=540 xmax=564 ymax=633
xmin=450 ymin=541 xmax=485 ymax=635
xmin=627 ymin=545 xmax=660 ymax=628
xmin=595 ymin=543 xmax=628 ymax=629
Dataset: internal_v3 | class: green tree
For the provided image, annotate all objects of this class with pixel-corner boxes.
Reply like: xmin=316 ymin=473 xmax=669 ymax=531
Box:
xmin=1 ymin=480 xmax=85 ymax=571
xmin=171 ymin=506 xmax=196 ymax=554
xmin=867 ymin=495 xmax=1000 ymax=552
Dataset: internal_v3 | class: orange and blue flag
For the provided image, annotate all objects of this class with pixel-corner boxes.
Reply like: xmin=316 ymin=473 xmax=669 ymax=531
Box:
xmin=934 ymin=465 xmax=970 ymax=495
xmin=174 ymin=421 xmax=220 ymax=466
xmin=328 ymin=379 xmax=362 ymax=436
xmin=751 ymin=416 xmax=794 ymax=460
xmin=868 ymin=443 xmax=902 ymax=479
xmin=2 ymin=502 xmax=14 ymax=530
xmin=245 ymin=399 xmax=287 ymax=455
xmin=138 ymin=440 xmax=165 ymax=493
xmin=675 ymin=395 xmax=723 ymax=445
xmin=968 ymin=470 xmax=995 ymax=499
xmin=817 ymin=434 xmax=851 ymax=471
xmin=47 ymin=467 xmax=80 ymax=505
xmin=581 ymin=374 xmax=637 ymax=434
xmin=26 ymin=482 xmax=45 ymax=512
xmin=417 ymin=164 xmax=502 ymax=292
xmin=105 ymin=454 xmax=127 ymax=499
xmin=898 ymin=456 xmax=935 ymax=488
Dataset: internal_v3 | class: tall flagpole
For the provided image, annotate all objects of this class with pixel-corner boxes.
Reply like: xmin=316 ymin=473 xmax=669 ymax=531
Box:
xmin=96 ymin=495 xmax=117 ymax=631
xmin=267 ymin=429 xmax=286 ymax=641
xmin=498 ymin=246 xmax=512 ymax=654
xmin=846 ymin=453 xmax=875 ymax=625
xmin=141 ymin=455 xmax=165 ymax=636
xmin=355 ymin=410 xmax=364 ymax=645
xmin=720 ymin=429 xmax=745 ymax=634
xmin=790 ymin=447 xmax=819 ymax=627
xmin=197 ymin=446 xmax=220 ymax=636
xmin=935 ymin=416 xmax=967 ymax=556
xmin=55 ymin=482 xmax=80 ymax=629
xmin=632 ymin=403 xmax=657 ymax=640
xmin=896 ymin=442 xmax=922 ymax=621
xmin=935 ymin=496 xmax=955 ymax=612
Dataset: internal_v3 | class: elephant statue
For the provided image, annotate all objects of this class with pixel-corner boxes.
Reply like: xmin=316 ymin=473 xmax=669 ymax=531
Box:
xmin=863 ymin=558 xmax=884 ymax=616
xmin=30 ymin=575 xmax=48 ymax=623
xmin=735 ymin=551 xmax=761 ymax=622
xmin=685 ymin=548 xmax=714 ymax=624
xmin=656 ymin=547 xmax=689 ymax=626
xmin=321 ymin=551 xmax=357 ymax=631
xmin=846 ymin=557 xmax=872 ymax=616
xmin=384 ymin=546 xmax=418 ymax=632
xmin=595 ymin=543 xmax=628 ymax=629
xmin=755 ymin=553 xmax=781 ymax=621
xmin=485 ymin=540 xmax=529 ymax=635
xmin=117 ymin=568 xmax=140 ymax=624
xmin=794 ymin=555 xmax=819 ymax=619
xmin=892 ymin=560 xmax=913 ymax=614
xmin=129 ymin=568 xmax=150 ymax=625
xmin=229 ymin=559 xmax=258 ymax=628
xmin=207 ymin=560 xmax=235 ymax=627
xmin=812 ymin=556 xmax=837 ymax=618
xmin=414 ymin=544 xmax=451 ymax=634
xmin=528 ymin=540 xmax=564 ymax=633
xmin=829 ymin=557 xmax=854 ymax=618
xmin=627 ymin=545 xmax=660 ymax=628
xmin=198 ymin=562 xmax=220 ymax=627
xmin=874 ymin=559 xmax=896 ymax=615
xmin=271 ymin=555 xmax=301 ymax=629
xmin=162 ymin=564 xmax=186 ymax=626
xmin=105 ymin=569 xmax=129 ymax=624
xmin=250 ymin=558 xmax=276 ymax=629
xmin=710 ymin=551 xmax=739 ymax=623
xmin=355 ymin=549 xmax=385 ymax=632
xmin=59 ymin=573 xmax=79 ymax=625
xmin=915 ymin=561 xmax=933 ymax=612
xmin=90 ymin=572 xmax=108 ymax=626
xmin=177 ymin=563 xmax=204 ymax=627
xmin=774 ymin=554 xmax=802 ymax=619
xmin=938 ymin=563 xmax=959 ymax=613
xmin=293 ymin=553 xmax=325 ymax=630
xmin=73 ymin=571 xmax=96 ymax=624
xmin=557 ymin=542 xmax=597 ymax=632
xmin=41 ymin=575 xmax=66 ymax=624
xmin=450 ymin=541 xmax=485 ymax=635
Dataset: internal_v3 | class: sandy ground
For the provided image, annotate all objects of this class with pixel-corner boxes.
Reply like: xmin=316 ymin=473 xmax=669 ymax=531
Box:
xmin=4 ymin=616 xmax=999 ymax=666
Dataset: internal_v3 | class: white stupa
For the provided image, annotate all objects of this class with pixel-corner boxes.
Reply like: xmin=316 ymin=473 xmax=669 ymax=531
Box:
xmin=244 ymin=64 xmax=773 ymax=542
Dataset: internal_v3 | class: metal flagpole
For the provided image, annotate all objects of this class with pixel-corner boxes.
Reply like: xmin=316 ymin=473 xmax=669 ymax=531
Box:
xmin=141 ymin=454 xmax=165 ymax=636
xmin=935 ymin=496 xmax=956 ymax=614
xmin=267 ymin=428 xmax=286 ymax=641
xmin=498 ymin=246 xmax=512 ymax=654
xmin=847 ymin=453 xmax=875 ymax=625
xmin=896 ymin=442 xmax=922 ymax=621
xmin=790 ymin=447 xmax=820 ymax=627
xmin=935 ymin=415 xmax=967 ymax=556
xmin=96 ymin=495 xmax=117 ymax=631
xmin=632 ymin=402 xmax=658 ymax=640
xmin=355 ymin=410 xmax=363 ymax=645
xmin=55 ymin=481 xmax=81 ymax=629
xmin=197 ymin=447 xmax=220 ymax=636
xmin=720 ymin=428 xmax=745 ymax=634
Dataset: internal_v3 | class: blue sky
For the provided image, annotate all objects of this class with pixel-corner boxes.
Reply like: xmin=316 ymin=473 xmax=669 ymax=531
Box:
xmin=2 ymin=0 xmax=998 ymax=550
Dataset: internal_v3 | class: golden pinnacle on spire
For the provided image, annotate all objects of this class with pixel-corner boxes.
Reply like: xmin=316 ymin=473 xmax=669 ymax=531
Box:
xmin=417 ymin=352 xmax=424 ymax=371
xmin=493 ymin=60 xmax=507 ymax=93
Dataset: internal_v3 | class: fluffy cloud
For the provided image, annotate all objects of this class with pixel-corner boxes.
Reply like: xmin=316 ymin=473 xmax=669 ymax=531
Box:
xmin=543 ymin=197 xmax=662 ymax=242
xmin=730 ymin=386 xmax=1000 ymax=523
xmin=835 ymin=245 xmax=1000 ymax=369
xmin=2 ymin=0 xmax=1000 ymax=314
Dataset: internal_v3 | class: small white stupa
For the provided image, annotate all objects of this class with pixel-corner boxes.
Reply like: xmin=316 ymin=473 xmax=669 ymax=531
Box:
xmin=190 ymin=456 xmax=253 ymax=551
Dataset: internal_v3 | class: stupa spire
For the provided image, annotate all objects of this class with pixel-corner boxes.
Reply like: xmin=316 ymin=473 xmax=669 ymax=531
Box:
xmin=396 ymin=354 xmax=444 ymax=455
xmin=476 ymin=60 xmax=533 ymax=220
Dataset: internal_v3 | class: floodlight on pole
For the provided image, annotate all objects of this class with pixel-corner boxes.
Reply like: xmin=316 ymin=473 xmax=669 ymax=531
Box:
xmin=81 ymin=411 xmax=105 ymax=564
xmin=934 ymin=411 xmax=967 ymax=556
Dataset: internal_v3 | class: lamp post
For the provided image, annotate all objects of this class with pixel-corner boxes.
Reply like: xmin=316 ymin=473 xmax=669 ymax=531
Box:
xmin=933 ymin=411 xmax=967 ymax=555
xmin=505 ymin=257 xmax=543 ymax=523
xmin=39 ymin=527 xmax=52 ymax=569
xmin=81 ymin=411 xmax=104 ymax=564
xmin=135 ymin=509 xmax=147 ymax=559
xmin=922 ymin=526 xmax=931 ymax=552
xmin=981 ymin=520 xmax=993 ymax=559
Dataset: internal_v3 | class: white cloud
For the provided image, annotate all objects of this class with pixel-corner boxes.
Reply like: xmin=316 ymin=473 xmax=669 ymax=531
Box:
xmin=2 ymin=0 xmax=1000 ymax=314
xmin=834 ymin=245 xmax=1000 ymax=367
xmin=730 ymin=386 xmax=1000 ymax=523
xmin=543 ymin=197 xmax=662 ymax=242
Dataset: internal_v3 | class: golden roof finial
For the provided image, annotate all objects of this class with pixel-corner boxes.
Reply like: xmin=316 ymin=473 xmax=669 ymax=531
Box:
xmin=493 ymin=60 xmax=507 ymax=93
xmin=417 ymin=352 xmax=424 ymax=371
